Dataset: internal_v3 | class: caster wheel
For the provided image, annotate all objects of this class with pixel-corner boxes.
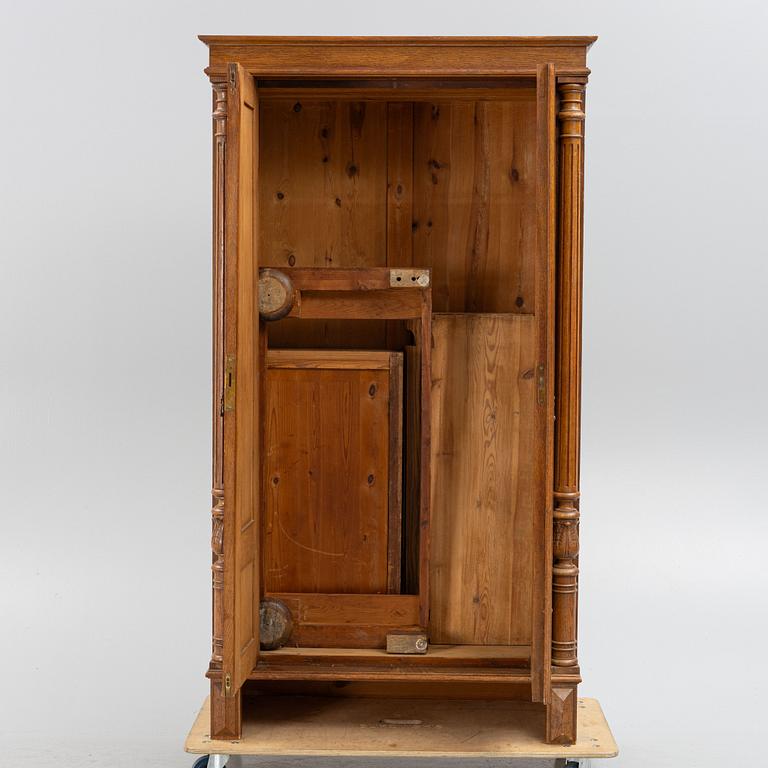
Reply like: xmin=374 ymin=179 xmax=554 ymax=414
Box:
xmin=191 ymin=757 xmax=209 ymax=768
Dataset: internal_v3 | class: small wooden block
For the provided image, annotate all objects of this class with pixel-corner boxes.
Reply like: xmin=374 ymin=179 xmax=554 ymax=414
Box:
xmin=259 ymin=598 xmax=293 ymax=650
xmin=386 ymin=632 xmax=428 ymax=654
xmin=258 ymin=268 xmax=295 ymax=320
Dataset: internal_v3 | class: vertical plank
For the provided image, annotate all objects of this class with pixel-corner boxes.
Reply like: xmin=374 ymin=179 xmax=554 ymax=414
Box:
xmin=417 ymin=291 xmax=432 ymax=628
xmin=387 ymin=353 xmax=404 ymax=593
xmin=429 ymin=315 xmax=536 ymax=645
xmin=386 ymin=102 xmax=414 ymax=267
xmin=412 ymin=97 xmax=537 ymax=312
xmin=413 ymin=101 xmax=472 ymax=311
xmin=532 ymin=62 xmax=558 ymax=705
xmin=402 ymin=345 xmax=421 ymax=594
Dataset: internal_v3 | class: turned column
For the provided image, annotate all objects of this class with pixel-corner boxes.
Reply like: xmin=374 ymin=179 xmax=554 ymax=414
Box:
xmin=547 ymin=80 xmax=586 ymax=745
xmin=552 ymin=80 xmax=585 ymax=670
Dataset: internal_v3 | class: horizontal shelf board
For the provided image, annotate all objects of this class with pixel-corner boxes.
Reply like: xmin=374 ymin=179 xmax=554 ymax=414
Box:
xmin=249 ymin=664 xmax=532 ymax=684
xmin=266 ymin=349 xmax=399 ymax=370
xmin=261 ymin=644 xmax=531 ymax=667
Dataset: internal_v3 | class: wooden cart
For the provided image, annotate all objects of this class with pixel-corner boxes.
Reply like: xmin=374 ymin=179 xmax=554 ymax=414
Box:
xmin=185 ymin=695 xmax=617 ymax=767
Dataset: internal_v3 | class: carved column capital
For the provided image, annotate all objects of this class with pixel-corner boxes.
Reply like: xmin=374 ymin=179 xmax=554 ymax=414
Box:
xmin=557 ymin=83 xmax=586 ymax=138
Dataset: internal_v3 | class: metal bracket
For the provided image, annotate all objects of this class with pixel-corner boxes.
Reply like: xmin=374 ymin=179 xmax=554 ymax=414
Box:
xmin=537 ymin=363 xmax=546 ymax=407
xmin=390 ymin=268 xmax=430 ymax=288
xmin=223 ymin=356 xmax=236 ymax=413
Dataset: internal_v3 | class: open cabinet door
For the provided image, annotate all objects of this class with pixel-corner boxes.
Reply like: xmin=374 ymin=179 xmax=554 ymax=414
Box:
xmin=210 ymin=62 xmax=260 ymax=739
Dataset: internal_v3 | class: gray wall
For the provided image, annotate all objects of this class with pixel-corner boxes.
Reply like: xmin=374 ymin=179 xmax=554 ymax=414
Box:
xmin=2 ymin=1 xmax=766 ymax=765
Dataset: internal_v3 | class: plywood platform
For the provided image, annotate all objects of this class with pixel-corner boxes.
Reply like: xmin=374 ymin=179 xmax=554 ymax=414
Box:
xmin=185 ymin=696 xmax=618 ymax=759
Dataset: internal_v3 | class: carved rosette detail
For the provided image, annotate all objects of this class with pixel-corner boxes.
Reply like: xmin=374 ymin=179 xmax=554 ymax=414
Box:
xmin=210 ymin=487 xmax=225 ymax=672
xmin=552 ymin=82 xmax=586 ymax=670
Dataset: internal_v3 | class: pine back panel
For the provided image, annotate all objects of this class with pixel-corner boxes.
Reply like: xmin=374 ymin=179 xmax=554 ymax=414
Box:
xmin=430 ymin=315 xmax=537 ymax=644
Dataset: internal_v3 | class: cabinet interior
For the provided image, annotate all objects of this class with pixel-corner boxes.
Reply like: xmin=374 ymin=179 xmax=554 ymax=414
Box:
xmin=256 ymin=81 xmax=539 ymax=661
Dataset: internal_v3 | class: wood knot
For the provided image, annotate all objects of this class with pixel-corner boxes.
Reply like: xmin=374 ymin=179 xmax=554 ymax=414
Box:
xmin=292 ymin=102 xmax=302 ymax=113
xmin=368 ymin=383 xmax=377 ymax=397
xmin=509 ymin=167 xmax=520 ymax=183
xmin=276 ymin=191 xmax=284 ymax=200
xmin=287 ymin=254 xmax=296 ymax=266
xmin=346 ymin=162 xmax=358 ymax=178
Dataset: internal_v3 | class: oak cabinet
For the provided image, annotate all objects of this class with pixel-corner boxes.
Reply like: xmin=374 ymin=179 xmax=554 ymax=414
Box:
xmin=199 ymin=35 xmax=595 ymax=745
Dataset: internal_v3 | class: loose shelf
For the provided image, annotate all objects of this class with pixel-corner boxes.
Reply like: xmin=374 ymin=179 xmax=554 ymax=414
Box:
xmin=250 ymin=644 xmax=532 ymax=683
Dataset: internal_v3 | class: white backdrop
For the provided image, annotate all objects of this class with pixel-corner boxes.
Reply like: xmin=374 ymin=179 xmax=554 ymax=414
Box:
xmin=2 ymin=1 xmax=767 ymax=766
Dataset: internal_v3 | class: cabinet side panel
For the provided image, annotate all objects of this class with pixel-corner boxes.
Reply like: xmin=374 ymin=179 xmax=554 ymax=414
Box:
xmin=430 ymin=314 xmax=536 ymax=644
xmin=412 ymin=98 xmax=537 ymax=313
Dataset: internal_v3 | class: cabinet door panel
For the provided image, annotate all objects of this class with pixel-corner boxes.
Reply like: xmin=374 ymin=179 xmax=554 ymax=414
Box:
xmin=222 ymin=63 xmax=261 ymax=693
xmin=263 ymin=350 xmax=403 ymax=595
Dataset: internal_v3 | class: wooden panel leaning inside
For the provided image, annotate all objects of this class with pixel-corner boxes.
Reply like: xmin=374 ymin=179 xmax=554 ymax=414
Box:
xmin=200 ymin=36 xmax=598 ymax=750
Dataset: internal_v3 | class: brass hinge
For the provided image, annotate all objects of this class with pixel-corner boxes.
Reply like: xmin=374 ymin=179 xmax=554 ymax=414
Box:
xmin=537 ymin=363 xmax=546 ymax=407
xmin=224 ymin=673 xmax=232 ymax=695
xmin=223 ymin=355 xmax=236 ymax=413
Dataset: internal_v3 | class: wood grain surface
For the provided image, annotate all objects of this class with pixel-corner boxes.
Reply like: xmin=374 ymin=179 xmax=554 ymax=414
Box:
xmin=265 ymin=592 xmax=420 ymax=648
xmin=411 ymin=99 xmax=537 ymax=312
xmin=430 ymin=314 xmax=536 ymax=645
xmin=200 ymin=36 xmax=596 ymax=79
xmin=259 ymin=100 xmax=387 ymax=269
xmin=263 ymin=351 xmax=402 ymax=594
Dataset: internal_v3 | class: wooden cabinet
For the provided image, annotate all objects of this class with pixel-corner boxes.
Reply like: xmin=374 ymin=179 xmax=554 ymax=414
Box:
xmin=200 ymin=35 xmax=595 ymax=746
